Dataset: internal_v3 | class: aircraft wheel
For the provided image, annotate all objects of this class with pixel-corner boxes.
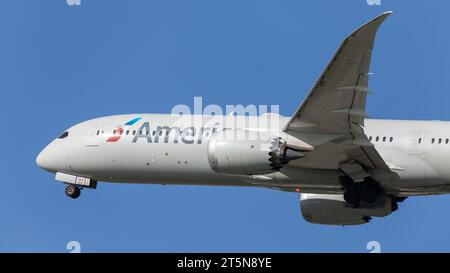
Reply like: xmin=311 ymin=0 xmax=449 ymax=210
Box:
xmin=361 ymin=189 xmax=377 ymax=204
xmin=344 ymin=187 xmax=361 ymax=207
xmin=65 ymin=184 xmax=81 ymax=199
xmin=360 ymin=182 xmax=379 ymax=204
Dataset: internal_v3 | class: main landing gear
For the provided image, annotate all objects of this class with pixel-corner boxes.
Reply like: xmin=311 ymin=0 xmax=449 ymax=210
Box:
xmin=65 ymin=184 xmax=81 ymax=199
xmin=342 ymin=177 xmax=407 ymax=213
xmin=343 ymin=179 xmax=382 ymax=208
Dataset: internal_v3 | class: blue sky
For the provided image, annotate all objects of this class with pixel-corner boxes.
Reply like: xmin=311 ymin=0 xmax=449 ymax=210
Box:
xmin=1 ymin=0 xmax=450 ymax=252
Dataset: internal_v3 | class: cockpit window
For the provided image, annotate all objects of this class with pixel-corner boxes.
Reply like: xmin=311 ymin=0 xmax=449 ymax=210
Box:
xmin=58 ymin=131 xmax=69 ymax=139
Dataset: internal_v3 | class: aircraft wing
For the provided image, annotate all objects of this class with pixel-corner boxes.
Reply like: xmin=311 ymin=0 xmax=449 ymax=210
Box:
xmin=283 ymin=12 xmax=392 ymax=173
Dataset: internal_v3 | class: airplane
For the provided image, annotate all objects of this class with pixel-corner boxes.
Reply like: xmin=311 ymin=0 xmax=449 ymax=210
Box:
xmin=36 ymin=11 xmax=448 ymax=226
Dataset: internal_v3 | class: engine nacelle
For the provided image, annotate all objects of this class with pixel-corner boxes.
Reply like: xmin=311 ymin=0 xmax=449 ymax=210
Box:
xmin=207 ymin=129 xmax=304 ymax=175
xmin=300 ymin=193 xmax=395 ymax=226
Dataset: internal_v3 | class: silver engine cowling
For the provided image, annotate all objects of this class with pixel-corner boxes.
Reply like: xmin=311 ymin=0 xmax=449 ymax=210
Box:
xmin=300 ymin=193 xmax=395 ymax=226
xmin=207 ymin=129 xmax=304 ymax=175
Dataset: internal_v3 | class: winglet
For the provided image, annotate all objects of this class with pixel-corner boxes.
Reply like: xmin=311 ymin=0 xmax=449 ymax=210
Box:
xmin=349 ymin=11 xmax=392 ymax=39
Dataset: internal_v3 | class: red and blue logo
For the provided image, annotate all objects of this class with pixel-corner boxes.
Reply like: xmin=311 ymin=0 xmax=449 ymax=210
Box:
xmin=106 ymin=117 xmax=142 ymax=142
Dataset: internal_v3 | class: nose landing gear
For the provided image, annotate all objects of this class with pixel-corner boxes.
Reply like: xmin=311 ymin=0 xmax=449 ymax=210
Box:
xmin=57 ymin=175 xmax=97 ymax=199
xmin=65 ymin=184 xmax=81 ymax=199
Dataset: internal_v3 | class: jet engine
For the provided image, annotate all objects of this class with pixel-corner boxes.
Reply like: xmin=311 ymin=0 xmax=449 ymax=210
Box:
xmin=300 ymin=193 xmax=397 ymax=226
xmin=207 ymin=129 xmax=304 ymax=175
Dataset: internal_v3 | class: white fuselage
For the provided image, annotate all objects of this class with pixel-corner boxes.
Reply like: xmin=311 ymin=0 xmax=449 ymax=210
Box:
xmin=36 ymin=114 xmax=450 ymax=196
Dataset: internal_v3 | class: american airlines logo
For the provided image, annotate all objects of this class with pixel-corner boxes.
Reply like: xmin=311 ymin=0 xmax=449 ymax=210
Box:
xmin=133 ymin=122 xmax=220 ymax=144
xmin=107 ymin=117 xmax=220 ymax=144
xmin=107 ymin=117 xmax=142 ymax=142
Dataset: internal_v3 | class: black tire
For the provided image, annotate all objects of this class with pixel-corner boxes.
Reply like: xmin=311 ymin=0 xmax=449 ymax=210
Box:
xmin=361 ymin=191 xmax=377 ymax=204
xmin=344 ymin=187 xmax=361 ymax=206
xmin=65 ymin=185 xmax=81 ymax=199
xmin=360 ymin=182 xmax=380 ymax=204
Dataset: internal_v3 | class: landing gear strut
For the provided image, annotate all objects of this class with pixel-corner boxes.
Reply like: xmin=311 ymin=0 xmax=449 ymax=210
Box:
xmin=65 ymin=184 xmax=81 ymax=199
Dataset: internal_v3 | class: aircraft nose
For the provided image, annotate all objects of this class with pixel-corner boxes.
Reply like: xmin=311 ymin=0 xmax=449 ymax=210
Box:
xmin=36 ymin=143 xmax=71 ymax=173
xmin=36 ymin=149 xmax=47 ymax=170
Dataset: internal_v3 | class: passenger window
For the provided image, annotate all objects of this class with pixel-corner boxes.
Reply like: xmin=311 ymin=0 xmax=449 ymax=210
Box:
xmin=382 ymin=137 xmax=386 ymax=142
xmin=139 ymin=131 xmax=143 ymax=135
xmin=432 ymin=138 xmax=435 ymax=144
xmin=369 ymin=136 xmax=372 ymax=141
xmin=390 ymin=137 xmax=393 ymax=142
xmin=152 ymin=131 xmax=156 ymax=136
xmin=446 ymin=139 xmax=449 ymax=144
xmin=418 ymin=138 xmax=422 ymax=144
xmin=376 ymin=136 xmax=379 ymax=142
xmin=439 ymin=138 xmax=442 ymax=144
xmin=58 ymin=131 xmax=69 ymax=139
xmin=113 ymin=130 xmax=116 ymax=134
xmin=133 ymin=130 xmax=136 ymax=135
xmin=126 ymin=130 xmax=130 ymax=135
xmin=96 ymin=130 xmax=100 ymax=135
